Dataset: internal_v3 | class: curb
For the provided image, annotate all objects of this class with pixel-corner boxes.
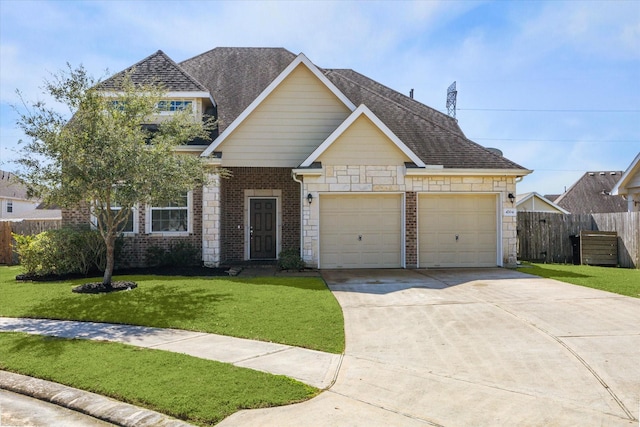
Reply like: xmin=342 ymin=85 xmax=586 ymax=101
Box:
xmin=0 ymin=371 xmax=194 ymax=427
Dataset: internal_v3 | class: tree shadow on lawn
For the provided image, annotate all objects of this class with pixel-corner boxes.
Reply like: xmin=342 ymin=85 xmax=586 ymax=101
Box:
xmin=24 ymin=282 xmax=233 ymax=331
xmin=3 ymin=333 xmax=71 ymax=359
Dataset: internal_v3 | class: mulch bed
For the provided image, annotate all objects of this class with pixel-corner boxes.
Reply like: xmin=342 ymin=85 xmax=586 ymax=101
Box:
xmin=15 ymin=265 xmax=233 ymax=294
xmin=72 ymin=281 xmax=138 ymax=294
xmin=15 ymin=266 xmax=229 ymax=283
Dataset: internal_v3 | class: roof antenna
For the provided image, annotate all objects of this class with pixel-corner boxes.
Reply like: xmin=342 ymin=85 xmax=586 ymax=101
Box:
xmin=409 ymin=88 xmax=414 ymax=99
xmin=446 ymin=81 xmax=457 ymax=119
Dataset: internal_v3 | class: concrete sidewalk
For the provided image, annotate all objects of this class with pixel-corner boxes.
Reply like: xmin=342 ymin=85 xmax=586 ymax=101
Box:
xmin=0 ymin=317 xmax=341 ymax=390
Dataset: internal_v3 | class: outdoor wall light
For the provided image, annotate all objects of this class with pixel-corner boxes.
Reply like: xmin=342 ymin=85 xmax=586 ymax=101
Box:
xmin=508 ymin=193 xmax=515 ymax=204
xmin=307 ymin=193 xmax=313 ymax=204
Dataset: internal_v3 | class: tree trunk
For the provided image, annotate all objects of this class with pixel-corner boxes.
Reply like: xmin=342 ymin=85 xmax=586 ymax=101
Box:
xmin=102 ymin=234 xmax=116 ymax=287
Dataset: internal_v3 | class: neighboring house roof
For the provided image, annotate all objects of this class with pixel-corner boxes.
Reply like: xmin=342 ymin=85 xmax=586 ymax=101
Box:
xmin=178 ymin=47 xmax=528 ymax=172
xmin=554 ymin=171 xmax=627 ymax=213
xmin=99 ymin=50 xmax=209 ymax=93
xmin=544 ymin=194 xmax=561 ymax=202
xmin=611 ymin=152 xmax=640 ymax=196
xmin=516 ymin=192 xmax=569 ymax=214
xmin=0 ymin=170 xmax=29 ymax=200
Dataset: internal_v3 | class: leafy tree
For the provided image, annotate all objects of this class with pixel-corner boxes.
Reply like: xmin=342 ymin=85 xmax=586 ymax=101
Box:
xmin=14 ymin=64 xmax=220 ymax=286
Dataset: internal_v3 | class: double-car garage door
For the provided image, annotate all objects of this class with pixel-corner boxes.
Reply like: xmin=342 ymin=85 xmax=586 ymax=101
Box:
xmin=319 ymin=193 xmax=498 ymax=269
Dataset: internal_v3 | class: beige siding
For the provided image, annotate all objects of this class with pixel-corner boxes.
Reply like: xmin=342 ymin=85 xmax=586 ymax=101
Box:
xmin=318 ymin=115 xmax=410 ymax=166
xmin=628 ymin=170 xmax=640 ymax=189
xmin=218 ymin=64 xmax=351 ymax=167
xmin=518 ymin=196 xmax=562 ymax=213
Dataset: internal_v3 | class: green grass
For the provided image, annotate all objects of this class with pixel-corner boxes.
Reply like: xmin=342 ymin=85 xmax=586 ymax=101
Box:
xmin=0 ymin=332 xmax=317 ymax=426
xmin=0 ymin=266 xmax=345 ymax=354
xmin=518 ymin=263 xmax=640 ymax=298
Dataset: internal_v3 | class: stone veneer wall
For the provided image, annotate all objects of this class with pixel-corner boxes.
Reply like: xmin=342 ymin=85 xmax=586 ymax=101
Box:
xmin=61 ymin=188 xmax=203 ymax=268
xmin=202 ymin=173 xmax=221 ymax=267
xmin=302 ymin=165 xmax=517 ymax=268
xmin=219 ymin=167 xmax=300 ymax=263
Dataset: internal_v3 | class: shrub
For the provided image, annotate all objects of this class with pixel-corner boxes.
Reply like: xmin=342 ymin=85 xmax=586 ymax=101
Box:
xmin=145 ymin=241 xmax=200 ymax=267
xmin=278 ymin=249 xmax=305 ymax=271
xmin=12 ymin=227 xmax=107 ymax=276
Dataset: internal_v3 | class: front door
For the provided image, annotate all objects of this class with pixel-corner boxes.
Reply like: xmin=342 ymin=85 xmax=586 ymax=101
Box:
xmin=250 ymin=198 xmax=277 ymax=259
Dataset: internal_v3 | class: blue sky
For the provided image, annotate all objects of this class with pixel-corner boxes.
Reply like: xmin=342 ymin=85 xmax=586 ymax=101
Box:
xmin=1 ymin=0 xmax=638 ymax=195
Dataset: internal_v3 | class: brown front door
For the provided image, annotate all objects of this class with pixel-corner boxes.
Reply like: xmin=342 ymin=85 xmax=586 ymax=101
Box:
xmin=250 ymin=198 xmax=277 ymax=259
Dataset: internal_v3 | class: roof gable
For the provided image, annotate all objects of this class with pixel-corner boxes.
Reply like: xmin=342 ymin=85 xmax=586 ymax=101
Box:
xmin=516 ymin=192 xmax=569 ymax=213
xmin=612 ymin=152 xmax=640 ymax=195
xmin=180 ymin=48 xmax=297 ymax=134
xmin=202 ymin=63 xmax=351 ymax=167
xmin=99 ymin=50 xmax=209 ymax=94
xmin=301 ymin=104 xmax=424 ymax=167
xmin=201 ymin=53 xmax=356 ymax=158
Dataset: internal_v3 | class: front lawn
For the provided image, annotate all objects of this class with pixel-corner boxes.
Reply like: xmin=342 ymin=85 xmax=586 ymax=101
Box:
xmin=518 ymin=263 xmax=640 ymax=298
xmin=0 ymin=266 xmax=345 ymax=354
xmin=0 ymin=332 xmax=317 ymax=426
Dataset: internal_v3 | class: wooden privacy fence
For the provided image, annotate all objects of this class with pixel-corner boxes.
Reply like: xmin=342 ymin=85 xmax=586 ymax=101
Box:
xmin=0 ymin=220 xmax=62 ymax=265
xmin=517 ymin=211 xmax=640 ymax=268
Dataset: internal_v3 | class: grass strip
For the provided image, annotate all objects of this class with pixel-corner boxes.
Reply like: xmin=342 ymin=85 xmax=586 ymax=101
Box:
xmin=518 ymin=263 xmax=640 ymax=298
xmin=0 ymin=266 xmax=344 ymax=353
xmin=0 ymin=332 xmax=318 ymax=426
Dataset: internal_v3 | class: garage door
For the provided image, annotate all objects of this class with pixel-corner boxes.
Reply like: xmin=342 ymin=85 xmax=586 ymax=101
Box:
xmin=419 ymin=194 xmax=497 ymax=268
xmin=320 ymin=194 xmax=402 ymax=269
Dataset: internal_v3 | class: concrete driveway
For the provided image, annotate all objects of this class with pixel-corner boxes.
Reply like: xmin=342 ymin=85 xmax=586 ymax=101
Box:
xmin=220 ymin=268 xmax=640 ymax=426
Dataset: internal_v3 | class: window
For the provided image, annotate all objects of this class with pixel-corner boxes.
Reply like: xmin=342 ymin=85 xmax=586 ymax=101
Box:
xmin=110 ymin=201 xmax=135 ymax=233
xmin=93 ymin=202 xmax=137 ymax=234
xmin=111 ymin=100 xmax=126 ymax=110
xmin=157 ymin=100 xmax=193 ymax=112
xmin=149 ymin=192 xmax=191 ymax=233
xmin=7 ymin=201 xmax=13 ymax=213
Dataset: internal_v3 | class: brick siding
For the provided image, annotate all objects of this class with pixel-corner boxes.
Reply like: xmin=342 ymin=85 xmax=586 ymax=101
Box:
xmin=405 ymin=192 xmax=417 ymax=268
xmin=61 ymin=188 xmax=203 ymax=268
xmin=220 ymin=167 xmax=300 ymax=263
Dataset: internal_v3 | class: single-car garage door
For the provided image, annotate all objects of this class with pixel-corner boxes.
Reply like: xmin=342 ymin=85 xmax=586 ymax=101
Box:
xmin=320 ymin=194 xmax=402 ymax=269
xmin=419 ymin=194 xmax=498 ymax=268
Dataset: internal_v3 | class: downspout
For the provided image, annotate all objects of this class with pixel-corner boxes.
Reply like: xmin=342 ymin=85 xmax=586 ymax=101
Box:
xmin=292 ymin=171 xmax=304 ymax=259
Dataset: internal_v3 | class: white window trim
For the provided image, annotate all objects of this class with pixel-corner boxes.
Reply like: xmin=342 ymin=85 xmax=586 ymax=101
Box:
xmin=157 ymin=99 xmax=196 ymax=116
xmin=146 ymin=191 xmax=193 ymax=236
xmin=90 ymin=204 xmax=139 ymax=235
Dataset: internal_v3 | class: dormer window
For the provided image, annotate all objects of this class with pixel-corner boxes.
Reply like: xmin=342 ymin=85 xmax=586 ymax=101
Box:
xmin=157 ymin=100 xmax=193 ymax=112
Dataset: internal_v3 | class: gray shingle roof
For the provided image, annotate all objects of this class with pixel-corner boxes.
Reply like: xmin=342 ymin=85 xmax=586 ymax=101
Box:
xmin=99 ymin=50 xmax=208 ymax=92
xmin=180 ymin=47 xmax=297 ymax=133
xmin=174 ymin=47 xmax=527 ymax=171
xmin=0 ymin=170 xmax=29 ymax=200
xmin=555 ymin=172 xmax=627 ymax=213
xmin=324 ymin=69 xmax=525 ymax=170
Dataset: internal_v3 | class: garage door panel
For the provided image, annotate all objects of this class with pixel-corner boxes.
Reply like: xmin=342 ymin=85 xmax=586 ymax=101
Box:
xmin=419 ymin=194 xmax=498 ymax=268
xmin=320 ymin=194 xmax=402 ymax=269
